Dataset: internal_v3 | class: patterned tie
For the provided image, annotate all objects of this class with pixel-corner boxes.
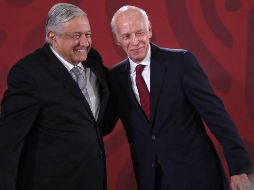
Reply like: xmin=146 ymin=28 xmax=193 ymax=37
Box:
xmin=70 ymin=66 xmax=92 ymax=109
xmin=135 ymin=64 xmax=150 ymax=120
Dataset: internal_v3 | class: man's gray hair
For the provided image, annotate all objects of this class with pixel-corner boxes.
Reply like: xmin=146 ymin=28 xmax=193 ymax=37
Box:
xmin=45 ymin=3 xmax=86 ymax=42
xmin=111 ymin=5 xmax=150 ymax=35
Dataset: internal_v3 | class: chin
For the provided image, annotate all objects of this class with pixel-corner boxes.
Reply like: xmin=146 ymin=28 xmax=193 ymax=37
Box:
xmin=77 ymin=57 xmax=87 ymax=62
xmin=135 ymin=56 xmax=145 ymax=62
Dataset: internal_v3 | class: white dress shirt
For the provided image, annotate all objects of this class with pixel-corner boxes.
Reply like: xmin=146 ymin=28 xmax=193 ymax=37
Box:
xmin=129 ymin=45 xmax=151 ymax=104
xmin=50 ymin=46 xmax=100 ymax=119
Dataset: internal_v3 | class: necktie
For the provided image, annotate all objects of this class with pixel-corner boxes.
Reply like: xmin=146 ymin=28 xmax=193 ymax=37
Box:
xmin=70 ymin=66 xmax=92 ymax=110
xmin=135 ymin=64 xmax=150 ymax=120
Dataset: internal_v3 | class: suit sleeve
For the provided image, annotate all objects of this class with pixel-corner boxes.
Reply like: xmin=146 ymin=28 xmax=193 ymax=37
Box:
xmin=0 ymin=64 xmax=40 ymax=190
xmin=101 ymin=70 xmax=119 ymax=136
xmin=181 ymin=51 xmax=253 ymax=175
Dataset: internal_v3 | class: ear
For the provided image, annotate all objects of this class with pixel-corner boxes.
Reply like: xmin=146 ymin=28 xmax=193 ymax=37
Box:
xmin=148 ymin=22 xmax=152 ymax=39
xmin=47 ymin=31 xmax=57 ymax=45
xmin=113 ymin=33 xmax=121 ymax=46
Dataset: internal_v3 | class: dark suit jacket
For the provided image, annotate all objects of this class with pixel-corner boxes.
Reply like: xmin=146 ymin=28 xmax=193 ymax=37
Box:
xmin=0 ymin=43 xmax=109 ymax=190
xmin=104 ymin=43 xmax=252 ymax=190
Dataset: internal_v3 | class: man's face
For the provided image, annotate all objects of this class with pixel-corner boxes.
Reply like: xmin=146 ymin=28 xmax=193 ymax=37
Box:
xmin=49 ymin=16 xmax=92 ymax=65
xmin=114 ymin=11 xmax=152 ymax=63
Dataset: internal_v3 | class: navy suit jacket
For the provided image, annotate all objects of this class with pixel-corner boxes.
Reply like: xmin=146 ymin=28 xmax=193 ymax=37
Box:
xmin=0 ymin=43 xmax=109 ymax=190
xmin=105 ymin=43 xmax=252 ymax=190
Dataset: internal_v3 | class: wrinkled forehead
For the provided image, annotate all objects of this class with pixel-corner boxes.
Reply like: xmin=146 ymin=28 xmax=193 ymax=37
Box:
xmin=116 ymin=10 xmax=145 ymax=23
xmin=115 ymin=11 xmax=147 ymax=33
xmin=58 ymin=16 xmax=91 ymax=34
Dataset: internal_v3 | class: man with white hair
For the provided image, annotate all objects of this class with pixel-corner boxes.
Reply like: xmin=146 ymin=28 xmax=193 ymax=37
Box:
xmin=104 ymin=5 xmax=253 ymax=190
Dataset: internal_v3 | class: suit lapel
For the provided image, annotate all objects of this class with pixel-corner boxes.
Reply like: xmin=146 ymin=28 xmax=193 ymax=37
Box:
xmin=84 ymin=51 xmax=109 ymax=122
xmin=121 ymin=61 xmax=135 ymax=99
xmin=119 ymin=60 xmax=150 ymax=126
xmin=150 ymin=44 xmax=167 ymax=125
xmin=41 ymin=44 xmax=94 ymax=119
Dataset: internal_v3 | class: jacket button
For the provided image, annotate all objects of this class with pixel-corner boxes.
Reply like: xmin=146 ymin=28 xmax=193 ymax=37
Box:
xmin=152 ymin=161 xmax=160 ymax=167
xmin=98 ymin=151 xmax=104 ymax=159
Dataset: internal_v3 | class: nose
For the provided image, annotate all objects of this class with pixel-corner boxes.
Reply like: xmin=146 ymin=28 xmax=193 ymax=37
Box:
xmin=79 ymin=35 xmax=89 ymax=46
xmin=130 ymin=34 xmax=139 ymax=45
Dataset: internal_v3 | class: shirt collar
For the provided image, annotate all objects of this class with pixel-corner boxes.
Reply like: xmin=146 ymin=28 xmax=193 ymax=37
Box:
xmin=50 ymin=45 xmax=83 ymax=72
xmin=129 ymin=44 xmax=151 ymax=74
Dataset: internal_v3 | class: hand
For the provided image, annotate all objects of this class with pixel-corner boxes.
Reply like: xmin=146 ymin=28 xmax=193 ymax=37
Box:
xmin=230 ymin=173 xmax=252 ymax=190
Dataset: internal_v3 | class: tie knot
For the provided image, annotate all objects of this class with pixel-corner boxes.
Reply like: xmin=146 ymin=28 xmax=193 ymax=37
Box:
xmin=135 ymin=64 xmax=145 ymax=75
xmin=71 ymin=66 xmax=83 ymax=75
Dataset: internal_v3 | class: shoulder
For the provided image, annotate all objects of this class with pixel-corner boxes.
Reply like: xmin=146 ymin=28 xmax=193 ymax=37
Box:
xmin=6 ymin=44 xmax=53 ymax=84
xmin=9 ymin=47 xmax=44 ymax=75
xmin=106 ymin=59 xmax=129 ymax=83
xmin=86 ymin=47 xmax=103 ymax=64
xmin=88 ymin=47 xmax=101 ymax=58
xmin=151 ymin=43 xmax=199 ymax=67
xmin=151 ymin=43 xmax=189 ymax=59
xmin=109 ymin=58 xmax=129 ymax=74
xmin=12 ymin=44 xmax=51 ymax=70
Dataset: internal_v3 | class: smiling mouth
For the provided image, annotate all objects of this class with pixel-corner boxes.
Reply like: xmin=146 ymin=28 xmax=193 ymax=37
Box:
xmin=75 ymin=49 xmax=87 ymax=53
xmin=130 ymin=46 xmax=144 ymax=51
